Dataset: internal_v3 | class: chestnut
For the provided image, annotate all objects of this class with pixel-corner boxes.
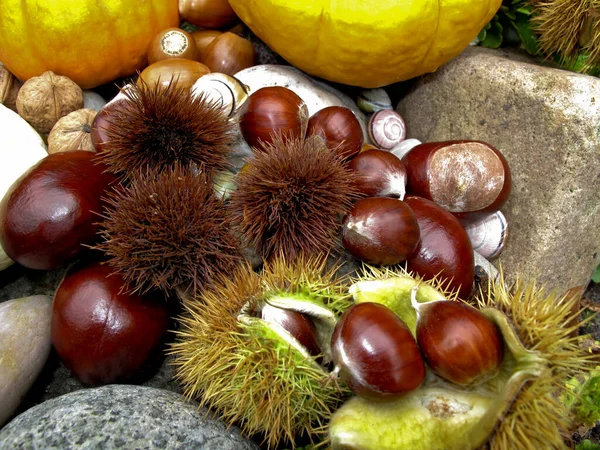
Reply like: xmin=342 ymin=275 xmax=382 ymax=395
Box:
xmin=190 ymin=30 xmax=222 ymax=60
xmin=179 ymin=0 xmax=238 ymax=29
xmin=331 ymin=302 xmax=425 ymax=400
xmin=414 ymin=298 xmax=504 ymax=386
xmin=404 ymin=195 xmax=475 ymax=298
xmin=201 ymin=32 xmax=255 ymax=76
xmin=342 ymin=197 xmax=420 ymax=266
xmin=239 ymin=86 xmax=308 ymax=151
xmin=137 ymin=58 xmax=211 ymax=90
xmin=348 ymin=149 xmax=407 ymax=198
xmin=51 ymin=261 xmax=169 ymax=385
xmin=402 ymin=140 xmax=512 ymax=221
xmin=306 ymin=106 xmax=364 ymax=160
xmin=0 ymin=151 xmax=116 ymax=270
xmin=260 ymin=304 xmax=322 ymax=360
xmin=90 ymin=96 xmax=129 ymax=152
xmin=147 ymin=27 xmax=199 ymax=64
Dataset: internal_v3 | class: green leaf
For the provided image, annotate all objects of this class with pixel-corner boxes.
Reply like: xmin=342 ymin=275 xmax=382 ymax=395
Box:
xmin=593 ymin=265 xmax=600 ymax=283
xmin=577 ymin=440 xmax=600 ymax=450
xmin=563 ymin=369 xmax=600 ymax=426
xmin=510 ymin=12 xmax=540 ymax=55
xmin=480 ymin=18 xmax=504 ymax=49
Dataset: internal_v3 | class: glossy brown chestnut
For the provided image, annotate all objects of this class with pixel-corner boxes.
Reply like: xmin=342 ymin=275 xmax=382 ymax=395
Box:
xmin=90 ymin=98 xmax=127 ymax=152
xmin=260 ymin=304 xmax=322 ymax=360
xmin=137 ymin=58 xmax=211 ymax=90
xmin=179 ymin=0 xmax=238 ymax=29
xmin=191 ymin=30 xmax=222 ymax=60
xmin=348 ymin=149 xmax=407 ymax=198
xmin=404 ymin=195 xmax=475 ymax=298
xmin=402 ymin=140 xmax=512 ymax=221
xmin=0 ymin=151 xmax=116 ymax=270
xmin=306 ymin=106 xmax=364 ymax=160
xmin=331 ymin=302 xmax=425 ymax=400
xmin=147 ymin=27 xmax=199 ymax=64
xmin=51 ymin=261 xmax=169 ymax=385
xmin=201 ymin=32 xmax=255 ymax=76
xmin=239 ymin=86 xmax=308 ymax=151
xmin=342 ymin=197 xmax=420 ymax=266
xmin=415 ymin=300 xmax=504 ymax=386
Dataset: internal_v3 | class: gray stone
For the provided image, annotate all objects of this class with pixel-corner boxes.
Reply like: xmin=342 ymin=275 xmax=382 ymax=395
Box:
xmin=397 ymin=46 xmax=600 ymax=294
xmin=0 ymin=385 xmax=259 ymax=450
xmin=0 ymin=295 xmax=52 ymax=426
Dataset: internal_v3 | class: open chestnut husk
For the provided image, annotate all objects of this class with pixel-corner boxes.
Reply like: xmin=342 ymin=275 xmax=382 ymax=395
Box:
xmin=348 ymin=148 xmax=407 ymax=198
xmin=402 ymin=140 xmax=512 ymax=221
xmin=52 ymin=261 xmax=169 ymax=385
xmin=342 ymin=197 xmax=420 ymax=266
xmin=306 ymin=106 xmax=363 ymax=160
xmin=239 ymin=86 xmax=308 ymax=151
xmin=331 ymin=302 xmax=425 ymax=400
xmin=0 ymin=151 xmax=116 ymax=270
xmin=404 ymin=195 xmax=475 ymax=298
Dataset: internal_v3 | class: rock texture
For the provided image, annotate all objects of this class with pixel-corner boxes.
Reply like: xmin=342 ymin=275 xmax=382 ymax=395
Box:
xmin=0 ymin=385 xmax=259 ymax=449
xmin=0 ymin=295 xmax=52 ymax=426
xmin=397 ymin=47 xmax=600 ymax=293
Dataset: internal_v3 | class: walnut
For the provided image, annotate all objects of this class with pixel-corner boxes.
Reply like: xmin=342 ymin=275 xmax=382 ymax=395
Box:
xmin=48 ymin=108 xmax=98 ymax=154
xmin=0 ymin=63 xmax=22 ymax=112
xmin=16 ymin=71 xmax=83 ymax=135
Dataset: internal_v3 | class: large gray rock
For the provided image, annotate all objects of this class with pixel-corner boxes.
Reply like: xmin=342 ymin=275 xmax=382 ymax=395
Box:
xmin=397 ymin=47 xmax=600 ymax=294
xmin=0 ymin=295 xmax=52 ymax=426
xmin=0 ymin=385 xmax=259 ymax=450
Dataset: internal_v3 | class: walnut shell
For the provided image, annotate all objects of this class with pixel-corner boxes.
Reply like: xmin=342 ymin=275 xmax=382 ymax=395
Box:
xmin=48 ymin=108 xmax=98 ymax=154
xmin=0 ymin=63 xmax=22 ymax=113
xmin=16 ymin=71 xmax=83 ymax=135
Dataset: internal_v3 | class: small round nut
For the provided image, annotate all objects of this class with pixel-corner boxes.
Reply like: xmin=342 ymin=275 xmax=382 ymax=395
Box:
xmin=0 ymin=63 xmax=22 ymax=112
xmin=16 ymin=71 xmax=84 ymax=135
xmin=48 ymin=108 xmax=98 ymax=154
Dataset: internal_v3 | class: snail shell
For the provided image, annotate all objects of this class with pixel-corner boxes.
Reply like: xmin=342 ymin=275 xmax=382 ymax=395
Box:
xmin=391 ymin=138 xmax=422 ymax=160
xmin=368 ymin=110 xmax=406 ymax=150
xmin=357 ymin=88 xmax=393 ymax=114
xmin=191 ymin=73 xmax=249 ymax=117
xmin=462 ymin=211 xmax=508 ymax=260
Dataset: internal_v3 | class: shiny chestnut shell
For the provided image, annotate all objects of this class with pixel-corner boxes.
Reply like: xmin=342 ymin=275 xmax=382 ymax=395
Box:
xmin=348 ymin=149 xmax=407 ymax=198
xmin=416 ymin=300 xmax=504 ymax=386
xmin=51 ymin=261 xmax=169 ymax=385
xmin=137 ymin=58 xmax=211 ymax=90
xmin=402 ymin=140 xmax=512 ymax=221
xmin=202 ymin=32 xmax=255 ymax=76
xmin=147 ymin=27 xmax=199 ymax=64
xmin=331 ymin=302 xmax=425 ymax=400
xmin=0 ymin=151 xmax=116 ymax=270
xmin=239 ymin=86 xmax=307 ymax=151
xmin=191 ymin=30 xmax=222 ymax=60
xmin=179 ymin=0 xmax=238 ymax=29
xmin=342 ymin=197 xmax=420 ymax=266
xmin=306 ymin=106 xmax=364 ymax=160
xmin=90 ymin=99 xmax=127 ymax=152
xmin=404 ymin=195 xmax=475 ymax=298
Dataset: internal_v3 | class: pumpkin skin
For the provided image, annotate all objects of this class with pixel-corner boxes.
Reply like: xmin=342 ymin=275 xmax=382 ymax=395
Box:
xmin=0 ymin=0 xmax=179 ymax=89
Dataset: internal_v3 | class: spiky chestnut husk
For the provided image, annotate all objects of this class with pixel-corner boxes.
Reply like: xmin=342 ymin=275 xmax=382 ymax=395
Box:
xmin=228 ymin=134 xmax=361 ymax=262
xmin=169 ymin=256 xmax=353 ymax=449
xmin=532 ymin=1 xmax=600 ymax=72
xmin=94 ymin=164 xmax=242 ymax=296
xmin=96 ymin=79 xmax=236 ymax=180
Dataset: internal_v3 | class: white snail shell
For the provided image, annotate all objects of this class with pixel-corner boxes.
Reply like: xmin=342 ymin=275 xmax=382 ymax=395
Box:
xmin=191 ymin=73 xmax=249 ymax=117
xmin=391 ymin=138 xmax=422 ymax=160
xmin=462 ymin=211 xmax=508 ymax=260
xmin=368 ymin=110 xmax=406 ymax=150
xmin=357 ymin=88 xmax=393 ymax=114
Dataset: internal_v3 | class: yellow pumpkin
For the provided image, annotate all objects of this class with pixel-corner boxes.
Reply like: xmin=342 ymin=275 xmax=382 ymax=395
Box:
xmin=0 ymin=0 xmax=179 ymax=89
xmin=229 ymin=0 xmax=501 ymax=88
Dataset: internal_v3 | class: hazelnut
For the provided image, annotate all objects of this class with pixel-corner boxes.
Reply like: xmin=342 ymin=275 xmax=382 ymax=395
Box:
xmin=0 ymin=63 xmax=22 ymax=113
xmin=16 ymin=71 xmax=83 ymax=135
xmin=48 ymin=108 xmax=98 ymax=154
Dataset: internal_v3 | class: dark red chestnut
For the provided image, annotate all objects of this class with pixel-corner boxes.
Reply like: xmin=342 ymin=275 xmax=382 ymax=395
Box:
xmin=239 ymin=86 xmax=308 ymax=151
xmin=414 ymin=299 xmax=504 ymax=385
xmin=51 ymin=261 xmax=169 ymax=385
xmin=331 ymin=302 xmax=425 ymax=400
xmin=342 ymin=197 xmax=420 ymax=266
xmin=306 ymin=106 xmax=364 ymax=160
xmin=402 ymin=140 xmax=511 ymax=221
xmin=0 ymin=151 xmax=116 ymax=270
xmin=348 ymin=149 xmax=407 ymax=198
xmin=90 ymin=97 xmax=128 ymax=152
xmin=404 ymin=195 xmax=475 ymax=298
xmin=202 ymin=32 xmax=255 ymax=76
xmin=260 ymin=304 xmax=322 ymax=360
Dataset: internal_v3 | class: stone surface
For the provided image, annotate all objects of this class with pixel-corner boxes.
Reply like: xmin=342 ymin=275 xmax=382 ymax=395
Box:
xmin=0 ymin=295 xmax=52 ymax=426
xmin=0 ymin=385 xmax=260 ymax=450
xmin=397 ymin=46 xmax=600 ymax=294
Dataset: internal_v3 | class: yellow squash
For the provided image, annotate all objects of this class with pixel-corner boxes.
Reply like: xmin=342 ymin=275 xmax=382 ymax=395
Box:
xmin=229 ymin=0 xmax=501 ymax=88
xmin=0 ymin=0 xmax=179 ymax=89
